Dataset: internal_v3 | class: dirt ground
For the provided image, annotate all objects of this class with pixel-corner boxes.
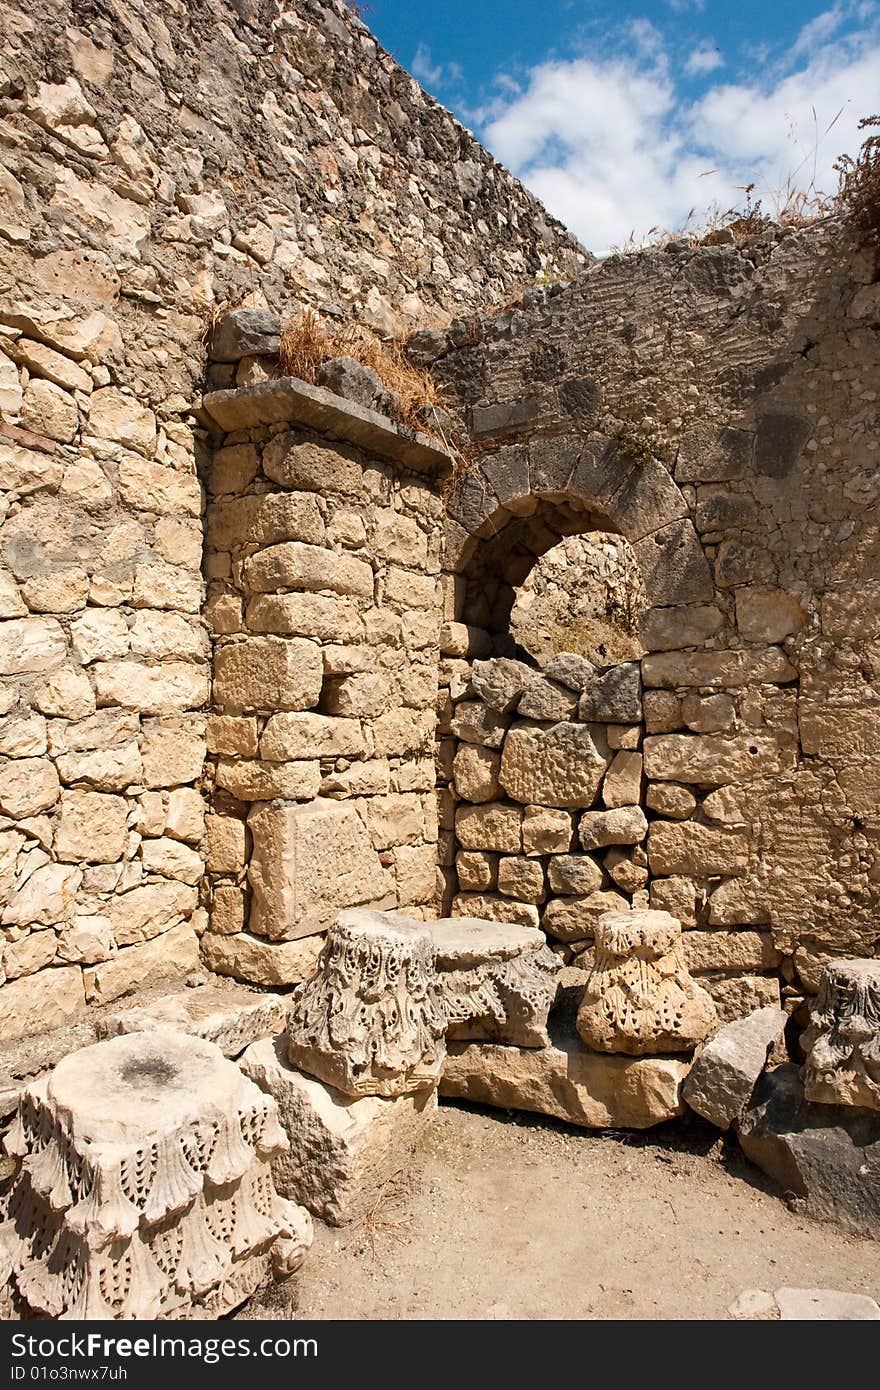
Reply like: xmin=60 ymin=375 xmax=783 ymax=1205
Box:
xmin=252 ymin=1100 xmax=880 ymax=1321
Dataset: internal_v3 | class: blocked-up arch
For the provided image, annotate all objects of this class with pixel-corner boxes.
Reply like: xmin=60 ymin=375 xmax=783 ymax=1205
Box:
xmin=443 ymin=431 xmax=713 ymax=636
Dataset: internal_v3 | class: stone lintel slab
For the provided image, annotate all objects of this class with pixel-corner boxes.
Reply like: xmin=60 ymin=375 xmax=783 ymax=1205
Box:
xmin=440 ymin=1026 xmax=688 ymax=1128
xmin=200 ymin=376 xmax=451 ymax=479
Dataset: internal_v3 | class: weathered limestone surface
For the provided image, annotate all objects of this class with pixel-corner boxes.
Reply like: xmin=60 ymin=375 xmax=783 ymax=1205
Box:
xmin=0 ymin=0 xmax=876 ymax=1046
xmin=0 ymin=0 xmax=583 ymax=1020
xmin=247 ymin=799 xmax=392 ymax=941
xmin=2 ymin=1029 xmax=312 ymax=1318
xmin=802 ymin=960 xmax=880 ymax=1111
xmin=428 ymin=917 xmax=560 ymax=1047
xmin=0 ymin=966 xmax=85 ymax=1040
xmin=576 ymin=910 xmax=716 ymax=1055
xmin=729 ymin=1287 xmax=880 ymax=1320
xmin=204 ymin=414 xmax=443 ymax=975
xmin=97 ymin=984 xmax=287 ymax=1058
xmin=683 ymin=1006 xmax=787 ymax=1129
xmin=241 ymin=1034 xmax=437 ymax=1226
xmin=500 ymin=722 xmax=611 ymax=808
xmin=437 ymin=219 xmax=879 ymax=1013
xmin=287 ymin=911 xmax=447 ymax=1097
xmin=440 ymin=1027 xmax=688 ymax=1129
xmin=200 ymin=930 xmax=323 ymax=989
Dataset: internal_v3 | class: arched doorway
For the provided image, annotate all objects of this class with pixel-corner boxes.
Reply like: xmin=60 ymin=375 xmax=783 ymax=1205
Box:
xmin=435 ymin=427 xmax=788 ymax=1020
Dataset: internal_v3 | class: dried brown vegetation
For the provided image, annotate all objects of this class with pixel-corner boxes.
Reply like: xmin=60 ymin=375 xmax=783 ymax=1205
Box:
xmin=278 ymin=310 xmax=445 ymax=434
xmin=835 ymin=115 xmax=880 ymax=247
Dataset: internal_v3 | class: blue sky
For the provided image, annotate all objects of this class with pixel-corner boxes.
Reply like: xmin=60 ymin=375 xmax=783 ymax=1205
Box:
xmin=362 ymin=0 xmax=880 ymax=252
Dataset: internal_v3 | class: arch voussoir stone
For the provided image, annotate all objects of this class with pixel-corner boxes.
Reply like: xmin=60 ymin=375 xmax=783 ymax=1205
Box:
xmin=528 ymin=433 xmax=582 ymax=494
xmin=480 ymin=445 xmax=529 ymax=506
xmin=633 ymin=518 xmax=714 ymax=607
xmin=444 ymin=428 xmax=704 ymax=610
xmin=444 ymin=467 xmax=500 ymax=534
xmin=604 ymin=457 xmax=688 ymax=542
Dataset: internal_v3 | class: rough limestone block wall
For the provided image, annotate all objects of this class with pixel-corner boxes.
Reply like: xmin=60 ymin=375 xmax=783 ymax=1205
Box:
xmin=434 ymin=222 xmax=880 ymax=1019
xmin=437 ymin=650 xmax=785 ymax=1024
xmin=0 ymin=351 xmax=207 ymax=1039
xmin=0 ymin=0 xmax=583 ymax=1031
xmin=201 ymin=402 xmax=444 ymax=988
xmin=0 ymin=0 xmax=584 ymax=345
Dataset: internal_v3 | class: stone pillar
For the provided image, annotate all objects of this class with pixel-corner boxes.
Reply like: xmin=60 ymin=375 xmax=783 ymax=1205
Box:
xmin=2 ymin=1028 xmax=312 ymax=1319
xmin=576 ymin=908 xmax=717 ymax=1055
xmin=286 ymin=910 xmax=447 ymax=1097
xmin=802 ymin=958 xmax=880 ymax=1111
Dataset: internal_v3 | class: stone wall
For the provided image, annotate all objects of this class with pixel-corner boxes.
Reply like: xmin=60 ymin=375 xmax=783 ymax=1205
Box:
xmin=0 ymin=356 xmax=207 ymax=1037
xmin=435 ymin=220 xmax=880 ymax=1014
xmin=509 ymin=531 xmax=644 ymax=665
xmin=199 ymin=376 xmax=447 ymax=988
xmin=0 ymin=0 xmax=583 ymax=1032
xmin=438 ymin=650 xmax=784 ymax=1023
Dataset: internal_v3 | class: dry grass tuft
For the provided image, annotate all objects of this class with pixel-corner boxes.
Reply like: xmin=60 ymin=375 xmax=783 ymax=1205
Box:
xmin=611 ymin=110 xmax=849 ymax=256
xmin=278 ymin=310 xmax=445 ymax=434
xmin=276 ymin=307 xmax=331 ymax=381
xmin=344 ymin=1168 xmax=412 ymax=1257
xmin=835 ymin=115 xmax=880 ymax=246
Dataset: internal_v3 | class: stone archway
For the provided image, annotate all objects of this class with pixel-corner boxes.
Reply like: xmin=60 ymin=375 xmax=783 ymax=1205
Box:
xmin=442 ymin=431 xmax=713 ymax=635
xmin=436 ymin=426 xmax=792 ymax=1024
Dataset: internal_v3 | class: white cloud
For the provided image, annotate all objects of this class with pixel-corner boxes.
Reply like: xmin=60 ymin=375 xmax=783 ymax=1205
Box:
xmin=789 ymin=4 xmax=848 ymax=60
xmin=626 ymin=18 xmax=667 ymax=65
xmin=412 ymin=43 xmax=444 ymax=88
xmin=480 ymin=7 xmax=880 ymax=253
xmin=411 ymin=43 xmax=463 ymax=92
xmin=685 ymin=42 xmax=723 ymax=77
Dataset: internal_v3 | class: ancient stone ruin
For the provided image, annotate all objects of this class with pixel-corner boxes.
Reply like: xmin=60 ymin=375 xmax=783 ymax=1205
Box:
xmin=2 ymin=1028 xmax=311 ymax=1318
xmin=0 ymin=0 xmax=879 ymax=1321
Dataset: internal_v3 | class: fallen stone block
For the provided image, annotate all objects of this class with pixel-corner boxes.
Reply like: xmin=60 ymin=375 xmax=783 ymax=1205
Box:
xmin=240 ymin=1034 xmax=437 ymax=1226
xmin=728 ymin=1287 xmax=880 ymax=1320
xmin=440 ymin=1022 xmax=688 ymax=1129
xmin=727 ymin=1288 xmax=779 ymax=1320
xmin=97 ymin=983 xmax=288 ymax=1058
xmin=683 ymin=1005 xmax=787 ymax=1129
xmin=248 ymin=797 xmax=392 ymax=941
xmin=738 ymin=1063 xmax=880 ymax=1239
xmin=428 ymin=917 xmax=560 ymax=1047
xmin=773 ymin=1287 xmax=880 ymax=1320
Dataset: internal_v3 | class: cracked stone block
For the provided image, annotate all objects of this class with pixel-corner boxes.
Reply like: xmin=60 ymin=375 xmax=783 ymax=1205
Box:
xmin=240 ymin=1034 xmax=437 ymax=1226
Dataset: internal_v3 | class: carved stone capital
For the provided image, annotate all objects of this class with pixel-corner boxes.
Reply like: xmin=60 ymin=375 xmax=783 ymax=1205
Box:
xmin=576 ymin=909 xmax=717 ymax=1055
xmin=286 ymin=910 xmax=447 ymax=1097
xmin=803 ymin=958 xmax=880 ymax=1111
xmin=1 ymin=1028 xmax=311 ymax=1319
xmin=429 ymin=917 xmax=561 ymax=1048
